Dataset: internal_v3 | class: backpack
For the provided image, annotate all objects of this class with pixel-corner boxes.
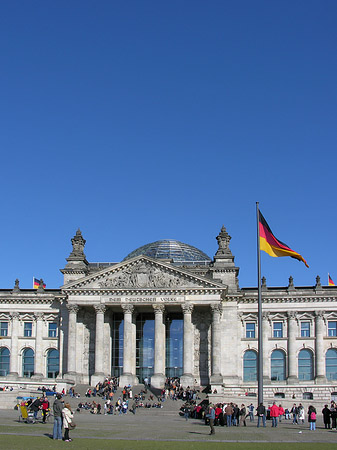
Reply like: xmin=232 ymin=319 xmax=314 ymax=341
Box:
xmin=311 ymin=411 xmax=316 ymax=420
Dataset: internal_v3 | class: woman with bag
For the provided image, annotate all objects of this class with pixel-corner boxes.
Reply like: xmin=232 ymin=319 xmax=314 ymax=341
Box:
xmin=308 ymin=405 xmax=317 ymax=431
xmin=62 ymin=403 xmax=75 ymax=442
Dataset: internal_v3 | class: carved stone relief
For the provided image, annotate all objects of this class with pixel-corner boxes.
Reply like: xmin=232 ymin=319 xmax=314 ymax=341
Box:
xmin=97 ymin=261 xmax=199 ymax=289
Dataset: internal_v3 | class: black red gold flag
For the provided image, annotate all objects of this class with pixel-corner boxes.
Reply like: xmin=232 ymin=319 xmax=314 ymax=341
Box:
xmin=258 ymin=211 xmax=309 ymax=268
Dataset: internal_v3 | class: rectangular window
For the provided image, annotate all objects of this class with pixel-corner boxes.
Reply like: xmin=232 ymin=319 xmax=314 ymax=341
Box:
xmin=246 ymin=323 xmax=256 ymax=338
xmin=24 ymin=322 xmax=32 ymax=337
xmin=328 ymin=321 xmax=337 ymax=337
xmin=301 ymin=321 xmax=310 ymax=337
xmin=273 ymin=322 xmax=283 ymax=338
xmin=48 ymin=323 xmax=57 ymax=338
xmin=0 ymin=322 xmax=8 ymax=337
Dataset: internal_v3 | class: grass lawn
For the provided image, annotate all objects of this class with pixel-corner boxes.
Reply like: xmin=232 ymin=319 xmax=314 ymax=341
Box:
xmin=0 ymin=437 xmax=336 ymax=450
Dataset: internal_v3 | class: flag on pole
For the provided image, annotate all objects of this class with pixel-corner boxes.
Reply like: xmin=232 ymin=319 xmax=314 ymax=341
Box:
xmin=258 ymin=211 xmax=309 ymax=268
xmin=33 ymin=278 xmax=46 ymax=289
xmin=328 ymin=274 xmax=335 ymax=286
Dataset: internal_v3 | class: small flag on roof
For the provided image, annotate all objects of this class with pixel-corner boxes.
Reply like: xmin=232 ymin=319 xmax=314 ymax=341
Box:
xmin=33 ymin=278 xmax=46 ymax=289
xmin=328 ymin=274 xmax=335 ymax=286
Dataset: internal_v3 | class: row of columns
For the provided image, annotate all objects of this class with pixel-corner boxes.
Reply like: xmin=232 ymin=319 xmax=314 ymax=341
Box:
xmin=8 ymin=312 xmax=54 ymax=379
xmin=262 ymin=311 xmax=326 ymax=381
xmin=66 ymin=302 xmax=224 ymax=388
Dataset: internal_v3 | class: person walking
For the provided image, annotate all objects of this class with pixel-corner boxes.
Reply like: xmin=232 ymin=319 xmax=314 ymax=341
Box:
xmin=41 ymin=396 xmax=49 ymax=424
xmin=256 ymin=403 xmax=266 ymax=428
xmin=278 ymin=404 xmax=284 ymax=423
xmin=239 ymin=404 xmax=247 ymax=427
xmin=291 ymin=404 xmax=298 ymax=424
xmin=206 ymin=404 xmax=216 ymax=435
xmin=62 ymin=403 xmax=74 ymax=442
xmin=52 ymin=393 xmax=63 ymax=440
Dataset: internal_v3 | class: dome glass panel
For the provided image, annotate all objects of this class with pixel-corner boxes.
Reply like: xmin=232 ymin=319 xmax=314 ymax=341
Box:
xmin=123 ymin=239 xmax=211 ymax=264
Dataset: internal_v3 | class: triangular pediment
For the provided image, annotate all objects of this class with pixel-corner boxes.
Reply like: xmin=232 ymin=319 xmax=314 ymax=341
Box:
xmin=62 ymin=256 xmax=225 ymax=291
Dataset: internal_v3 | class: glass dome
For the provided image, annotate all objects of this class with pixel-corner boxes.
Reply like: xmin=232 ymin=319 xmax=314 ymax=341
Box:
xmin=123 ymin=239 xmax=211 ymax=264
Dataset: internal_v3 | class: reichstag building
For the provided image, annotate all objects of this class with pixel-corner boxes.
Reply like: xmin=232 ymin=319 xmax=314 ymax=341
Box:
xmin=0 ymin=227 xmax=337 ymax=401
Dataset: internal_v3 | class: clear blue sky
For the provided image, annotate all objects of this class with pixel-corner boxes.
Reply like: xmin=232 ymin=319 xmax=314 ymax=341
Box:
xmin=0 ymin=0 xmax=336 ymax=289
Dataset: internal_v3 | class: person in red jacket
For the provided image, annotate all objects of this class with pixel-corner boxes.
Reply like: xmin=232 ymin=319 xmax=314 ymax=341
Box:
xmin=270 ymin=402 xmax=279 ymax=427
xmin=278 ymin=404 xmax=285 ymax=423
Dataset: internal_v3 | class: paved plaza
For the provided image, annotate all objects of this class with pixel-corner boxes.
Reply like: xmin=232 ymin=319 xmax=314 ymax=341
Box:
xmin=1 ymin=403 xmax=337 ymax=445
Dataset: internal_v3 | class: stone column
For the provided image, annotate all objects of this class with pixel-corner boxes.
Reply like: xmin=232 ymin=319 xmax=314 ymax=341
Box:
xmin=180 ymin=303 xmax=194 ymax=388
xmin=91 ymin=304 xmax=106 ymax=385
xmin=120 ymin=304 xmax=137 ymax=386
xmin=262 ymin=312 xmax=270 ymax=382
xmin=32 ymin=312 xmax=44 ymax=379
xmin=287 ymin=312 xmax=298 ymax=381
xmin=9 ymin=312 xmax=20 ymax=378
xmin=65 ymin=304 xmax=79 ymax=379
xmin=315 ymin=311 xmax=326 ymax=382
xmin=210 ymin=303 xmax=223 ymax=385
xmin=151 ymin=304 xmax=166 ymax=388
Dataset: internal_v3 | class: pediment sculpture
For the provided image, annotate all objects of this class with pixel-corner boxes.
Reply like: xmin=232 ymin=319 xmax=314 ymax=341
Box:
xmin=97 ymin=261 xmax=199 ymax=289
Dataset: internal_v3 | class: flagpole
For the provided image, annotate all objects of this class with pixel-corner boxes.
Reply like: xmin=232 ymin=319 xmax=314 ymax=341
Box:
xmin=256 ymin=202 xmax=263 ymax=405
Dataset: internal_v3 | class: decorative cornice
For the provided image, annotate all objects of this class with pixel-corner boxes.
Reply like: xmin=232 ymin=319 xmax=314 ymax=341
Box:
xmin=63 ymin=287 xmax=224 ymax=296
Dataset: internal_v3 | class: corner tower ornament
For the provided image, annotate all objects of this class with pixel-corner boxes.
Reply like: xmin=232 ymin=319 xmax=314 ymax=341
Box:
xmin=69 ymin=229 xmax=86 ymax=260
xmin=215 ymin=225 xmax=233 ymax=258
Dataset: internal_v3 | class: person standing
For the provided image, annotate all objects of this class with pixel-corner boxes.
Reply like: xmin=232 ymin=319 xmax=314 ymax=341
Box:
xmin=308 ymin=405 xmax=317 ymax=431
xmin=270 ymin=402 xmax=279 ymax=427
xmin=62 ymin=403 xmax=74 ymax=442
xmin=248 ymin=403 xmax=254 ymax=421
xmin=278 ymin=404 xmax=284 ymax=423
xmin=322 ymin=405 xmax=331 ymax=429
xmin=52 ymin=393 xmax=63 ymax=440
xmin=225 ymin=403 xmax=234 ymax=427
xmin=256 ymin=403 xmax=266 ymax=428
xmin=206 ymin=404 xmax=216 ymax=435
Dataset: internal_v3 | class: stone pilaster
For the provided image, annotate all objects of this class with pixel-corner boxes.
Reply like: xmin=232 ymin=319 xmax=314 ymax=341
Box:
xmin=120 ymin=304 xmax=138 ymax=386
xmin=8 ymin=312 xmax=20 ymax=378
xmin=262 ymin=312 xmax=270 ymax=382
xmin=65 ymin=304 xmax=79 ymax=381
xmin=32 ymin=312 xmax=44 ymax=379
xmin=315 ymin=311 xmax=326 ymax=382
xmin=151 ymin=304 xmax=166 ymax=388
xmin=180 ymin=303 xmax=194 ymax=388
xmin=91 ymin=304 xmax=106 ymax=386
xmin=287 ymin=311 xmax=298 ymax=382
xmin=210 ymin=303 xmax=223 ymax=385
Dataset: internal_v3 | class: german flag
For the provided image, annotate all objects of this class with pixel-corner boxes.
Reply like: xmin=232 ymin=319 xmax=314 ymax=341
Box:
xmin=33 ymin=278 xmax=46 ymax=289
xmin=259 ymin=211 xmax=309 ymax=268
xmin=328 ymin=274 xmax=335 ymax=286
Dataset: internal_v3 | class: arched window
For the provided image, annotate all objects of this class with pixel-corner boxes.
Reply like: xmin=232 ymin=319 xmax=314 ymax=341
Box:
xmin=271 ymin=349 xmax=286 ymax=381
xmin=298 ymin=349 xmax=314 ymax=380
xmin=47 ymin=349 xmax=59 ymax=378
xmin=326 ymin=349 xmax=337 ymax=380
xmin=22 ymin=348 xmax=34 ymax=378
xmin=0 ymin=347 xmax=10 ymax=376
xmin=243 ymin=350 xmax=257 ymax=382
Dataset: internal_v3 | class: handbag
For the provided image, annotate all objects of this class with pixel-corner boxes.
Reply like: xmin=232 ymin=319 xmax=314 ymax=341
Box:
xmin=68 ymin=421 xmax=76 ymax=430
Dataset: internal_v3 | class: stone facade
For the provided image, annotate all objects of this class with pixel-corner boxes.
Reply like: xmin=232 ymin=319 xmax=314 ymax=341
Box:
xmin=0 ymin=227 xmax=337 ymax=403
